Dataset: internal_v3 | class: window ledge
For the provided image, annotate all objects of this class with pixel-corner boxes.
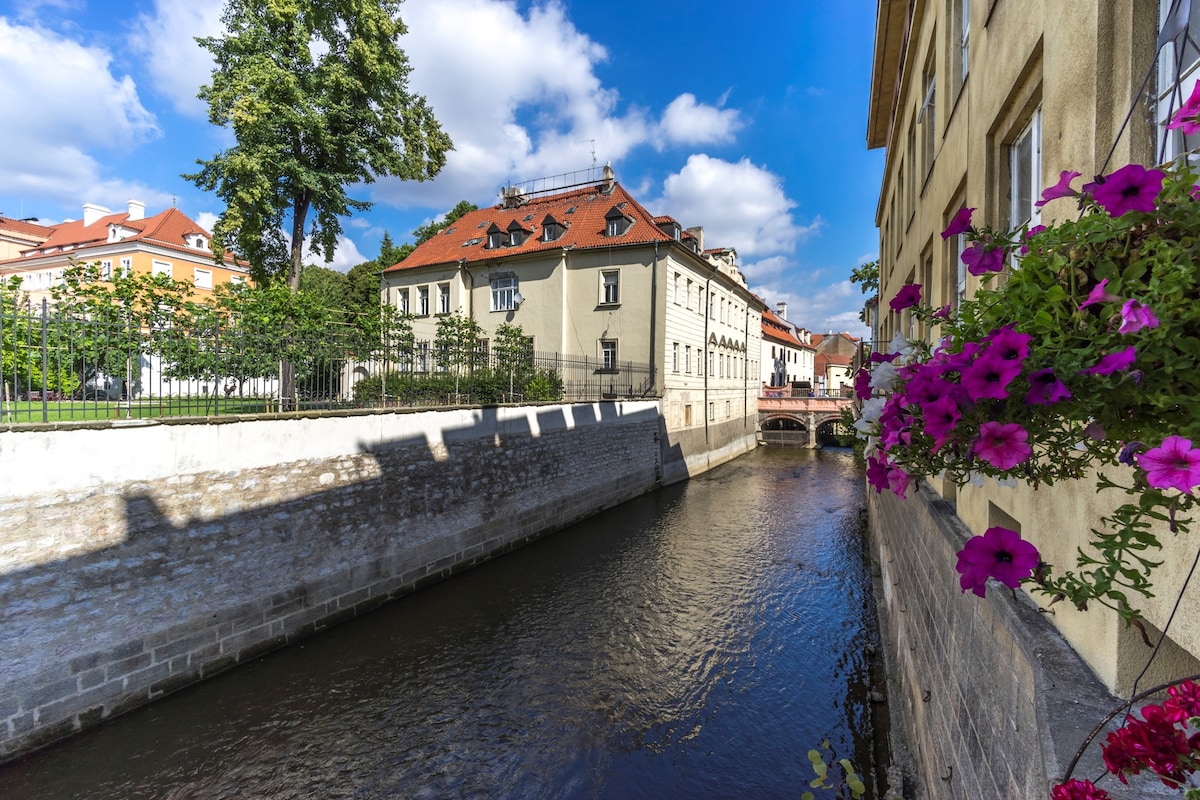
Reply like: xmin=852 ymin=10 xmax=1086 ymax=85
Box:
xmin=596 ymin=302 xmax=621 ymax=309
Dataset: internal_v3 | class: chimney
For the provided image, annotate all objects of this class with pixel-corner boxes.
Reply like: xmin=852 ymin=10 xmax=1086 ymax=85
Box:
xmin=685 ymin=225 xmax=704 ymax=252
xmin=127 ymin=200 xmax=145 ymax=220
xmin=776 ymin=302 xmax=788 ymax=320
xmin=601 ymin=161 xmax=615 ymax=193
xmin=82 ymin=203 xmax=110 ymax=226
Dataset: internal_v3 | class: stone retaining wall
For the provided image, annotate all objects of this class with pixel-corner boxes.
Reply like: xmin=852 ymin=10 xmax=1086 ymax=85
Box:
xmin=0 ymin=402 xmax=667 ymax=762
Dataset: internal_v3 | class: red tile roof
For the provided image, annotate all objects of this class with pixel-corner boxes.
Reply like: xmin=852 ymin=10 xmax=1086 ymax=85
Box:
xmin=0 ymin=216 xmax=55 ymax=239
xmin=5 ymin=207 xmax=243 ymax=267
xmin=384 ymin=181 xmax=676 ymax=272
xmin=761 ymin=306 xmax=805 ymax=348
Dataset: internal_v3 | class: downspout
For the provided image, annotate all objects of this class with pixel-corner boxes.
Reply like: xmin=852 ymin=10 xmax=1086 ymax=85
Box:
xmin=743 ymin=297 xmax=750 ymax=430
xmin=703 ymin=263 xmax=716 ymax=446
xmin=458 ymin=258 xmax=472 ymax=319
xmin=648 ymin=241 xmax=658 ymax=395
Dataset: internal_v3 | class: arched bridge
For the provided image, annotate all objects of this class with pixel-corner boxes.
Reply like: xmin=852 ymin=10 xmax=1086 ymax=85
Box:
xmin=757 ymin=392 xmax=854 ymax=448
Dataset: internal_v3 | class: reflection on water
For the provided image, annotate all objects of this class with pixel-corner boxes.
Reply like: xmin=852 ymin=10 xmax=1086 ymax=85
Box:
xmin=0 ymin=448 xmax=875 ymax=799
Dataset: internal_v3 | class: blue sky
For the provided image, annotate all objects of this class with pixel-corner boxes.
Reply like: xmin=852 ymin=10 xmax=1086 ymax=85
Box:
xmin=0 ymin=0 xmax=882 ymax=336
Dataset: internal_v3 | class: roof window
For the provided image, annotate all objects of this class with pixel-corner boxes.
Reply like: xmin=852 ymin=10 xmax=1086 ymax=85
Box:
xmin=604 ymin=206 xmax=632 ymax=237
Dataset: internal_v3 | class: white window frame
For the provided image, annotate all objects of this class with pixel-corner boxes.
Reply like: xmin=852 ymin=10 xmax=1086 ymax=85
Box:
xmin=491 ymin=276 xmax=518 ymax=312
xmin=673 ymin=272 xmax=682 ymax=304
xmin=152 ymin=260 xmax=172 ymax=278
xmin=685 ymin=345 xmax=692 ymax=374
xmin=194 ymin=268 xmax=213 ymax=290
xmin=600 ymin=339 xmax=618 ymax=371
xmin=119 ymin=257 xmax=132 ymax=278
xmin=230 ymin=275 xmax=247 ymax=286
xmin=601 ymin=270 xmax=619 ymax=305
xmin=100 ymin=260 xmax=112 ymax=280
xmin=397 ymin=287 xmax=409 ymax=315
xmin=437 ymin=282 xmax=451 ymax=314
xmin=1009 ymin=107 xmax=1042 ymax=230
xmin=1158 ymin=0 xmax=1200 ymax=162
xmin=672 ymin=342 xmax=680 ymax=373
xmin=418 ymin=285 xmax=430 ymax=316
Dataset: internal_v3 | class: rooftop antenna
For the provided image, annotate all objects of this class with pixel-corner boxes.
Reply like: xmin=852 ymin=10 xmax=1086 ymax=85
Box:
xmin=580 ymin=139 xmax=597 ymax=174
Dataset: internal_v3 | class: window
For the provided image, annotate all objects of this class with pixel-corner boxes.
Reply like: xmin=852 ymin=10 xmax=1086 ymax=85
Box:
xmin=486 ymin=224 xmax=506 ymax=249
xmin=416 ymin=341 xmax=430 ymax=373
xmin=674 ymin=272 xmax=682 ymax=304
xmin=604 ymin=207 xmax=630 ymax=237
xmin=685 ymin=345 xmax=692 ymax=373
xmin=601 ymin=270 xmax=619 ymax=304
xmin=542 ymin=215 xmax=564 ymax=242
xmin=1009 ymin=108 xmax=1042 ymax=229
xmin=954 ymin=0 xmax=970 ymax=95
xmin=708 ymin=349 xmax=714 ymax=376
xmin=397 ymin=288 xmax=409 ymax=315
xmin=708 ymin=402 xmax=715 ymax=421
xmin=194 ymin=268 xmax=213 ymax=290
xmin=672 ymin=342 xmax=680 ymax=372
xmin=230 ymin=275 xmax=247 ymax=286
xmin=508 ymin=227 xmax=526 ymax=247
xmin=919 ymin=67 xmax=936 ymax=178
xmin=437 ymin=282 xmax=450 ymax=314
xmin=686 ymin=278 xmax=693 ymax=311
xmin=684 ymin=404 xmax=693 ymax=425
xmin=100 ymin=260 xmax=112 ymax=280
xmin=418 ymin=286 xmax=430 ymax=316
xmin=119 ymin=257 xmax=132 ymax=277
xmin=491 ymin=276 xmax=518 ymax=311
xmin=697 ymin=349 xmax=704 ymax=375
xmin=152 ymin=260 xmax=172 ymax=278
xmin=600 ymin=340 xmax=618 ymax=371
xmin=1157 ymin=0 xmax=1200 ymax=161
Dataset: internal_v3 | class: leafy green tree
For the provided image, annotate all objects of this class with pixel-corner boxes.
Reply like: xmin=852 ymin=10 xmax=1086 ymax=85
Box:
xmin=188 ymin=0 xmax=453 ymax=290
xmin=434 ymin=311 xmax=483 ymax=375
xmin=411 ymin=200 xmax=478 ymax=246
xmin=298 ymin=264 xmax=350 ymax=314
xmin=377 ymin=231 xmax=407 ymax=269
xmin=849 ymin=259 xmax=879 ymax=295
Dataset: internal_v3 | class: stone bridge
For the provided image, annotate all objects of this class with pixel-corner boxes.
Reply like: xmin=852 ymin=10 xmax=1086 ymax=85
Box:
xmin=757 ymin=393 xmax=854 ymax=448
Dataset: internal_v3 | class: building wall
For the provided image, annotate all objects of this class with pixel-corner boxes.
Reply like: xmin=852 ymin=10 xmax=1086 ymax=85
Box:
xmin=868 ymin=0 xmax=1191 ymax=698
xmin=0 ymin=402 xmax=688 ymax=763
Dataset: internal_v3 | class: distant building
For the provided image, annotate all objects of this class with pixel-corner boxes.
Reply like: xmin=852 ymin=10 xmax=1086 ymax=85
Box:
xmin=759 ymin=302 xmax=814 ymax=390
xmin=0 ymin=201 xmax=250 ymax=303
xmin=811 ymin=333 xmax=861 ymax=396
xmin=381 ymin=165 xmax=764 ymax=482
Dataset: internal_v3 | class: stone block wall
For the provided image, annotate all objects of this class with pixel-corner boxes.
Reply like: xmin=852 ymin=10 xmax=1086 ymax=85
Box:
xmin=0 ymin=402 xmax=664 ymax=761
xmin=869 ymin=484 xmax=1128 ymax=799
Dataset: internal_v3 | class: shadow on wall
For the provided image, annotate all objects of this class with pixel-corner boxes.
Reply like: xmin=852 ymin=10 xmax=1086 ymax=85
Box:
xmin=0 ymin=400 xmax=683 ymax=760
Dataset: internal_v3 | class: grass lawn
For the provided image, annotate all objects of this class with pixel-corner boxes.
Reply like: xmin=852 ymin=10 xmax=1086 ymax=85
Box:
xmin=1 ymin=397 xmax=282 ymax=424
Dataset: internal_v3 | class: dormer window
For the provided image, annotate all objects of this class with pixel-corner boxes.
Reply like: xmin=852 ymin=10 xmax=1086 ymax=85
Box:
xmin=506 ymin=220 xmax=530 ymax=246
xmin=486 ymin=222 xmax=507 ymax=249
xmin=541 ymin=213 xmax=565 ymax=242
xmin=604 ymin=206 xmax=631 ymax=237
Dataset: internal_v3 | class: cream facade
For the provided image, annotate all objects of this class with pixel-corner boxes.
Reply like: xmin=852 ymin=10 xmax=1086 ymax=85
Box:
xmin=382 ymin=173 xmax=763 ymax=483
xmin=868 ymin=0 xmax=1198 ymax=694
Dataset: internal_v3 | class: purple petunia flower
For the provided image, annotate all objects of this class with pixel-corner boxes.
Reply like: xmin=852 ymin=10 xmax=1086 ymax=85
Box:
xmin=1118 ymin=299 xmax=1159 ymax=334
xmin=889 ymin=283 xmax=922 ymax=312
xmin=886 ymin=463 xmax=911 ymax=498
xmin=973 ymin=421 xmax=1032 ymax=470
xmin=961 ymin=351 xmax=1022 ymax=402
xmin=1025 ymin=368 xmax=1073 ymax=405
xmin=1051 ymin=778 xmax=1112 ymax=800
xmin=1166 ymin=81 xmax=1200 ymax=136
xmin=1078 ymin=278 xmax=1120 ymax=310
xmin=941 ymin=207 xmax=975 ymax=239
xmin=1079 ymin=346 xmax=1137 ymax=376
xmin=961 ymin=241 xmax=1006 ymax=276
xmin=1035 ymin=171 xmax=1083 ymax=208
xmin=921 ymin=395 xmax=963 ymax=452
xmin=854 ymin=367 xmax=872 ymax=401
xmin=955 ymin=526 xmax=1040 ymax=598
xmin=1136 ymin=435 xmax=1200 ymax=494
xmin=984 ymin=326 xmax=1032 ymax=364
xmin=1020 ymin=224 xmax=1046 ymax=256
xmin=871 ymin=351 xmax=900 ymax=364
xmin=866 ymin=455 xmax=891 ymax=493
xmin=1084 ymin=164 xmax=1166 ymax=217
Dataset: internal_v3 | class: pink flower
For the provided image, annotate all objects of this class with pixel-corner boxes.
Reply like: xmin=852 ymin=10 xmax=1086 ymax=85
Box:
xmin=866 ymin=455 xmax=891 ymax=493
xmin=1020 ymin=224 xmax=1046 ymax=255
xmin=1025 ymin=368 xmax=1072 ymax=405
xmin=890 ymin=283 xmax=922 ymax=312
xmin=961 ymin=351 xmax=1022 ymax=401
xmin=1137 ymin=435 xmax=1200 ymax=494
xmin=887 ymin=463 xmax=911 ymax=497
xmin=1079 ymin=346 xmax=1137 ymax=376
xmin=1078 ymin=278 xmax=1120 ymax=310
xmin=955 ymin=526 xmax=1040 ymax=597
xmin=1051 ymin=779 xmax=1111 ymax=800
xmin=1166 ymin=80 xmax=1200 ymax=136
xmin=1164 ymin=679 xmax=1200 ymax=722
xmin=1084 ymin=164 xmax=1166 ymax=217
xmin=973 ymin=421 xmax=1032 ymax=469
xmin=941 ymin=206 xmax=975 ymax=239
xmin=933 ymin=303 xmax=951 ymax=319
xmin=921 ymin=395 xmax=963 ymax=452
xmin=1118 ymin=299 xmax=1159 ymax=334
xmin=1035 ymin=170 xmax=1083 ymax=207
xmin=984 ymin=326 xmax=1032 ymax=364
xmin=961 ymin=241 xmax=1006 ymax=275
xmin=854 ymin=368 xmax=872 ymax=400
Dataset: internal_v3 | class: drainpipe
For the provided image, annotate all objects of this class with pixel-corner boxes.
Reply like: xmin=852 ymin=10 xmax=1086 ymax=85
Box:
xmin=743 ymin=297 xmax=750 ymax=429
xmin=649 ymin=241 xmax=658 ymax=396
xmin=703 ymin=263 xmax=716 ymax=446
xmin=458 ymin=258 xmax=472 ymax=319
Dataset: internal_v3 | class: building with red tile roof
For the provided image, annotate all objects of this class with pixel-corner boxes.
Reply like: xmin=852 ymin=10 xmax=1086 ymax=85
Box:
xmin=381 ymin=165 xmax=764 ymax=483
xmin=0 ymin=201 xmax=250 ymax=301
xmin=0 ymin=216 xmax=54 ymax=261
xmin=759 ymin=302 xmax=815 ymax=390
xmin=811 ymin=332 xmax=862 ymax=396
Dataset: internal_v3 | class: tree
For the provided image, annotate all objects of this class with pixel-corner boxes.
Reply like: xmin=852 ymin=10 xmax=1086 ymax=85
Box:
xmin=188 ymin=0 xmax=453 ymax=291
xmin=411 ymin=200 xmax=478 ymax=246
xmin=849 ymin=259 xmax=879 ymax=295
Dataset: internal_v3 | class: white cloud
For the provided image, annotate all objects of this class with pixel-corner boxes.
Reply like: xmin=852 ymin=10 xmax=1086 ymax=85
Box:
xmin=740 ymin=255 xmax=791 ymax=281
xmin=128 ymin=0 xmax=223 ymax=116
xmin=0 ymin=19 xmax=161 ymax=207
xmin=656 ymin=93 xmax=742 ymax=149
xmin=195 ymin=211 xmax=219 ymax=232
xmin=751 ymin=278 xmax=869 ymax=339
xmin=650 ymin=154 xmax=820 ymax=258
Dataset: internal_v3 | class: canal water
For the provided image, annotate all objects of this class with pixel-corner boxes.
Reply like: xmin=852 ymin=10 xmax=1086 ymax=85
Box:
xmin=0 ymin=447 xmax=878 ymax=799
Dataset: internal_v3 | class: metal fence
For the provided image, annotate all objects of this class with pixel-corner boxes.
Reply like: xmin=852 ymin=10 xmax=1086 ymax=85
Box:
xmin=1 ymin=303 xmax=656 ymax=425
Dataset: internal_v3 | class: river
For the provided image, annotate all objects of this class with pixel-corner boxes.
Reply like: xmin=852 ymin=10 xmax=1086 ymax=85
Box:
xmin=0 ymin=447 xmax=878 ymax=799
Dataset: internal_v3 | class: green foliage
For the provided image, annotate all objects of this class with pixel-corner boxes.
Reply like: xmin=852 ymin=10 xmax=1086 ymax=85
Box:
xmin=865 ymin=159 xmax=1200 ymax=622
xmin=411 ymin=200 xmax=478 ymax=245
xmin=187 ymin=0 xmax=452 ymax=288
xmin=434 ymin=311 xmax=483 ymax=373
xmin=350 ymin=367 xmax=562 ymax=406
xmin=850 ymin=259 xmax=879 ymax=295
xmin=800 ymin=742 xmax=867 ymax=800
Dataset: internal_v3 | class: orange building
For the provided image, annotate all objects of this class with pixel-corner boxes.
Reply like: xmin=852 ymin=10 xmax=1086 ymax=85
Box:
xmin=0 ymin=201 xmax=250 ymax=302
